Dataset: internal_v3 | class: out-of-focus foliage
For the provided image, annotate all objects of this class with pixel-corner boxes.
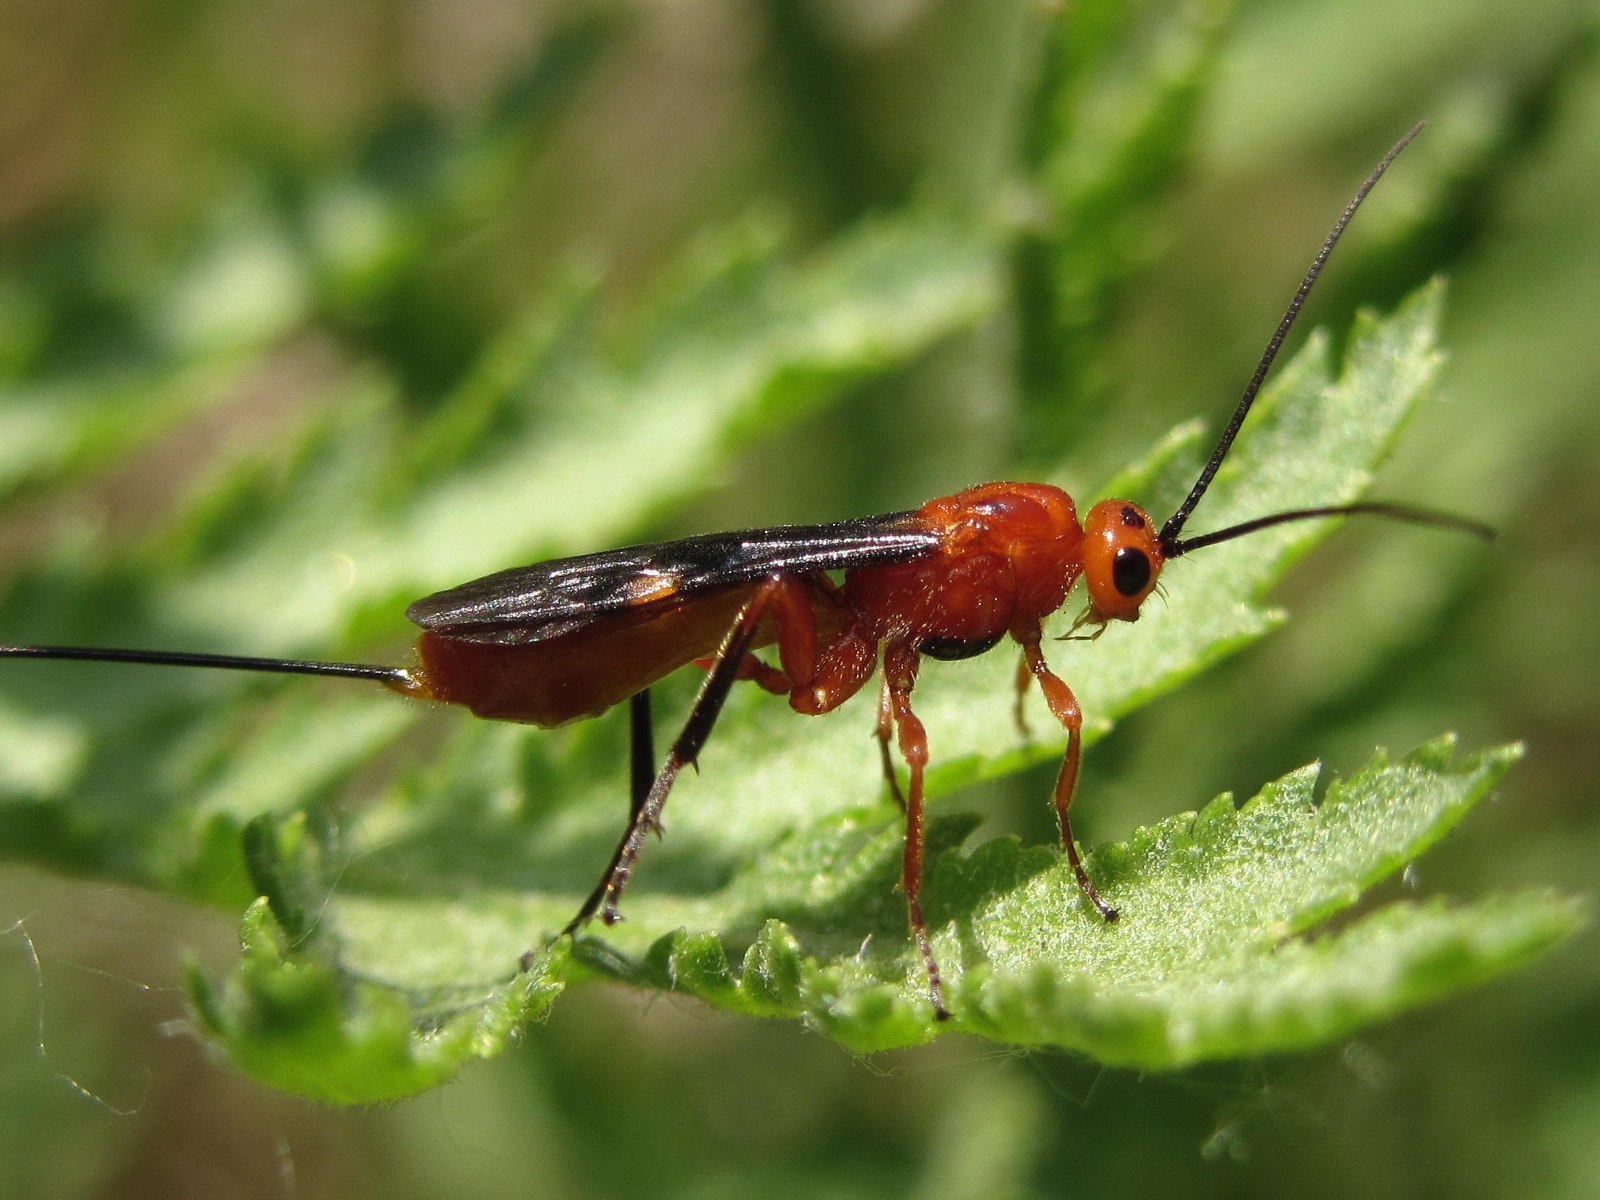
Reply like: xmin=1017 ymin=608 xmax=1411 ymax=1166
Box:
xmin=0 ymin=0 xmax=1596 ymax=1196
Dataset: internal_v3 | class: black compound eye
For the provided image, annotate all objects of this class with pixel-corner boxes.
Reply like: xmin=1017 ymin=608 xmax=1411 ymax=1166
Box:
xmin=1112 ymin=546 xmax=1152 ymax=597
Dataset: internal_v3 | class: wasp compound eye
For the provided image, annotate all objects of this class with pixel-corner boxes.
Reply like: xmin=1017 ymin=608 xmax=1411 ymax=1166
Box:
xmin=1112 ymin=546 xmax=1152 ymax=597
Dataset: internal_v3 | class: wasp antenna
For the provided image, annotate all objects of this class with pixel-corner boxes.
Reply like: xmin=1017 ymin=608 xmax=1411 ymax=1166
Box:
xmin=0 ymin=643 xmax=413 ymax=688
xmin=1158 ymin=121 xmax=1426 ymax=552
xmin=1164 ymin=501 xmax=1495 ymax=558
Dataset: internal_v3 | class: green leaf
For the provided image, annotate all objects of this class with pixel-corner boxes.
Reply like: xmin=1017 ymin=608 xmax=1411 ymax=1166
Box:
xmin=188 ymin=898 xmax=566 ymax=1106
xmin=176 ymin=283 xmax=1577 ymax=1099
xmin=955 ymin=739 xmax=1575 ymax=1066
xmin=199 ymin=735 xmax=1578 ymax=1096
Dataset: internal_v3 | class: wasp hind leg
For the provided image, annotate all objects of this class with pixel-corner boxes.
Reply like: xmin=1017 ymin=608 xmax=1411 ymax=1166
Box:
xmin=553 ymin=576 xmax=783 ymax=950
xmin=628 ymin=688 xmax=654 ymax=825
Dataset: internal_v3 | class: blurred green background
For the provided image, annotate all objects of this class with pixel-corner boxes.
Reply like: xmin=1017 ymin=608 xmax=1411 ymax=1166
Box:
xmin=0 ymin=0 xmax=1596 ymax=1196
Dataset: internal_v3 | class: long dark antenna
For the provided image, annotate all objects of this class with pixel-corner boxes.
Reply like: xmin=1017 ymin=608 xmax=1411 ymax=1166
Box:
xmin=0 ymin=643 xmax=413 ymax=688
xmin=1163 ymin=501 xmax=1495 ymax=558
xmin=1157 ymin=121 xmax=1426 ymax=552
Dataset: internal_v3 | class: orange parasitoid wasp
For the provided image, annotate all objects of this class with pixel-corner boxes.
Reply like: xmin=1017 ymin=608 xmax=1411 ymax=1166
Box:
xmin=0 ymin=124 xmax=1491 ymax=1017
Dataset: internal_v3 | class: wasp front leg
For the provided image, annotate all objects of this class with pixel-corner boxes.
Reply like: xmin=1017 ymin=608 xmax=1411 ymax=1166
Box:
xmin=1016 ymin=627 xmax=1118 ymax=921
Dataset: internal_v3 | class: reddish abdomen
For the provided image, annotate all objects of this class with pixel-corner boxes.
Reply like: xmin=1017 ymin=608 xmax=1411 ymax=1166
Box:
xmin=407 ymin=585 xmax=758 ymax=725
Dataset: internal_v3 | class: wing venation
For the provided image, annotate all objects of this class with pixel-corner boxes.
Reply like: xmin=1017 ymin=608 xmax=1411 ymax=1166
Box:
xmin=406 ymin=512 xmax=937 ymax=644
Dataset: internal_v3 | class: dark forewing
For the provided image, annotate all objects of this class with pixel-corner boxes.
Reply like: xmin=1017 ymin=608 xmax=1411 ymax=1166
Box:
xmin=406 ymin=511 xmax=938 ymax=645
